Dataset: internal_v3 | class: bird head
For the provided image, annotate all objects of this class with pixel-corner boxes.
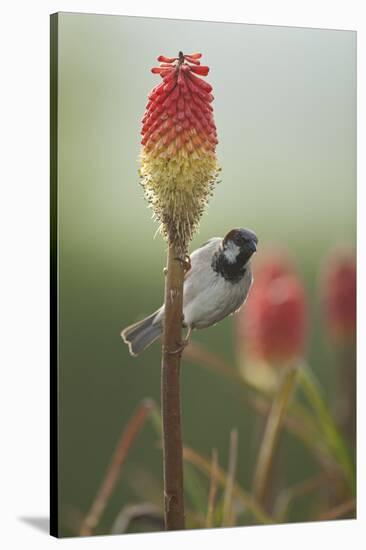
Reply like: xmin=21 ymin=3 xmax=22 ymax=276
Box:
xmin=222 ymin=228 xmax=258 ymax=265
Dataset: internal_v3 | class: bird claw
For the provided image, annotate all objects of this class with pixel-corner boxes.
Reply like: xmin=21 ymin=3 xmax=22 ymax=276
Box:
xmin=174 ymin=255 xmax=191 ymax=272
xmin=165 ymin=340 xmax=188 ymax=356
xmin=164 ymin=327 xmax=192 ymax=356
xmin=164 ymin=343 xmax=186 ymax=356
xmin=164 ymin=256 xmax=190 ymax=276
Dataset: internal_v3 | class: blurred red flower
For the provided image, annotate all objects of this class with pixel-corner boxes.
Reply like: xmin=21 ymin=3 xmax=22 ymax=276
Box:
xmin=320 ymin=249 xmax=356 ymax=341
xmin=237 ymin=254 xmax=307 ymax=365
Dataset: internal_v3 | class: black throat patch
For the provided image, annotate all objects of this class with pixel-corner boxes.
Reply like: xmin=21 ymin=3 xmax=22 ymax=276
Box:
xmin=211 ymin=249 xmax=247 ymax=283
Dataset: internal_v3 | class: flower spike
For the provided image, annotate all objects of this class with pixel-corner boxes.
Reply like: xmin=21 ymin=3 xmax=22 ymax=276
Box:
xmin=139 ymin=52 xmax=220 ymax=253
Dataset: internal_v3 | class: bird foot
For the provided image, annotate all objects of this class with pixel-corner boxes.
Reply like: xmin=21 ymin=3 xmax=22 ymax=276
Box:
xmin=174 ymin=254 xmax=191 ymax=273
xmin=164 ymin=327 xmax=192 ymax=356
xmin=164 ymin=343 xmax=186 ymax=356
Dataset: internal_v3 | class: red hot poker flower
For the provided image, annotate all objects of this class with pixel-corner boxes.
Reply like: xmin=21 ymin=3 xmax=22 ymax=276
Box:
xmin=237 ymin=255 xmax=307 ymax=366
xmin=140 ymin=52 xmax=219 ymax=253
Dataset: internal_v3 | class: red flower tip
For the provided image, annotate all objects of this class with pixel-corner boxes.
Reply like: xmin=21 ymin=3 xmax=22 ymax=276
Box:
xmin=157 ymin=55 xmax=178 ymax=63
xmin=320 ymin=248 xmax=356 ymax=341
xmin=185 ymin=53 xmax=202 ymax=59
xmin=142 ymin=52 xmax=217 ymax=157
xmin=237 ymin=252 xmax=307 ymax=365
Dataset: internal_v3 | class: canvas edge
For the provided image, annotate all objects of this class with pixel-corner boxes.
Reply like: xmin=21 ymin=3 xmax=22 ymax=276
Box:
xmin=50 ymin=11 xmax=59 ymax=539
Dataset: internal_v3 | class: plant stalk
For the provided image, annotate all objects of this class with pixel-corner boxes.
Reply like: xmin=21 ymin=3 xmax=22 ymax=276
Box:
xmin=252 ymin=366 xmax=298 ymax=508
xmin=161 ymin=241 xmax=186 ymax=530
xmin=298 ymin=363 xmax=356 ymax=495
xmin=222 ymin=429 xmax=238 ymax=526
xmin=206 ymin=448 xmax=219 ymax=528
xmin=80 ymin=399 xmax=155 ymax=536
xmin=183 ymin=446 xmax=273 ymax=524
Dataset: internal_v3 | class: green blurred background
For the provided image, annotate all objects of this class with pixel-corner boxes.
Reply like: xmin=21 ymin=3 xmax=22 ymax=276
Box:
xmin=56 ymin=13 xmax=356 ymax=535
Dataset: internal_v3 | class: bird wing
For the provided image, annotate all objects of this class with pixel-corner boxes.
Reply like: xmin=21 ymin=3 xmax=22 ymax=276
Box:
xmin=154 ymin=238 xmax=222 ymax=326
xmin=183 ymin=238 xmax=222 ymax=304
xmin=197 ymin=237 xmax=221 ymax=250
xmin=185 ymin=237 xmax=221 ymax=275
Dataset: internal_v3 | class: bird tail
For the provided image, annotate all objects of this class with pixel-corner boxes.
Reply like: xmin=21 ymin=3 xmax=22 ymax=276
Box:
xmin=121 ymin=310 xmax=163 ymax=357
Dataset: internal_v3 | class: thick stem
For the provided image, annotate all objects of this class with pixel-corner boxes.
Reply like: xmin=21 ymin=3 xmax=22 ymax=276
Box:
xmin=161 ymin=241 xmax=185 ymax=530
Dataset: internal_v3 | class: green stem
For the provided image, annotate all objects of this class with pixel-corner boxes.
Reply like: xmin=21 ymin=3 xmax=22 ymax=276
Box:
xmin=252 ymin=366 xmax=298 ymax=508
xmin=298 ymin=363 xmax=356 ymax=495
xmin=221 ymin=429 xmax=238 ymax=526
xmin=206 ymin=448 xmax=219 ymax=528
xmin=184 ymin=342 xmax=346 ymax=477
xmin=183 ymin=446 xmax=273 ymax=524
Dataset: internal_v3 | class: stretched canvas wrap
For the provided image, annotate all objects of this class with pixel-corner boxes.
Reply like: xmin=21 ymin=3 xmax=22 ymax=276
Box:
xmin=50 ymin=12 xmax=356 ymax=538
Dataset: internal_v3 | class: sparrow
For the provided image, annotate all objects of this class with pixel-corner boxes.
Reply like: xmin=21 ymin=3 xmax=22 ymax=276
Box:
xmin=121 ymin=227 xmax=258 ymax=356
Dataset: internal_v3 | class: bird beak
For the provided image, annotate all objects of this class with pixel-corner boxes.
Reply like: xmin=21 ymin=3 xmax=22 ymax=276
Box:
xmin=250 ymin=241 xmax=257 ymax=253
